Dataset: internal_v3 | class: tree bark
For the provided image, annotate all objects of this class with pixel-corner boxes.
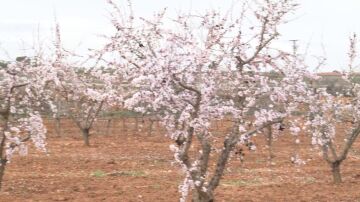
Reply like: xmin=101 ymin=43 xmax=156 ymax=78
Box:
xmin=134 ymin=117 xmax=139 ymax=135
xmin=0 ymin=159 xmax=7 ymax=191
xmin=82 ymin=128 xmax=90 ymax=146
xmin=266 ymin=126 xmax=274 ymax=163
xmin=148 ymin=118 xmax=154 ymax=136
xmin=331 ymin=161 xmax=342 ymax=184
xmin=54 ymin=117 xmax=61 ymax=137
xmin=54 ymin=100 xmax=62 ymax=137
xmin=192 ymin=190 xmax=214 ymax=202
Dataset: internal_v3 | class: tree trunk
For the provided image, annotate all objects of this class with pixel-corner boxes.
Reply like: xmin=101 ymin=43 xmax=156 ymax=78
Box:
xmin=148 ymin=118 xmax=154 ymax=136
xmin=105 ymin=119 xmax=112 ymax=136
xmin=0 ymin=159 xmax=7 ymax=191
xmin=82 ymin=128 xmax=90 ymax=146
xmin=54 ymin=117 xmax=61 ymax=137
xmin=331 ymin=161 xmax=342 ymax=184
xmin=134 ymin=117 xmax=139 ymax=135
xmin=54 ymin=101 xmax=62 ymax=137
xmin=192 ymin=189 xmax=214 ymax=202
xmin=266 ymin=126 xmax=274 ymax=163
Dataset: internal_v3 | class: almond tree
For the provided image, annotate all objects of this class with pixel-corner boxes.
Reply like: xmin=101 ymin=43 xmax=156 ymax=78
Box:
xmin=53 ymin=65 xmax=108 ymax=146
xmin=0 ymin=57 xmax=51 ymax=190
xmin=102 ymin=0 xmax=307 ymax=201
xmin=61 ymin=83 xmax=107 ymax=145
xmin=306 ymin=34 xmax=360 ymax=183
xmin=50 ymin=24 xmax=114 ymax=146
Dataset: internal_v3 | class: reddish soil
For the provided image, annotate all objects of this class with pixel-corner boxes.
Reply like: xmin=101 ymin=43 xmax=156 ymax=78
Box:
xmin=0 ymin=118 xmax=360 ymax=202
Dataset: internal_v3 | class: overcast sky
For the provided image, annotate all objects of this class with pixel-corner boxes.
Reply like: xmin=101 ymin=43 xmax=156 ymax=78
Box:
xmin=0 ymin=0 xmax=359 ymax=71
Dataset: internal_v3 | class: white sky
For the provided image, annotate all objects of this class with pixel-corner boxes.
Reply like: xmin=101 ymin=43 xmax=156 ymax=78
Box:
xmin=0 ymin=0 xmax=359 ymax=71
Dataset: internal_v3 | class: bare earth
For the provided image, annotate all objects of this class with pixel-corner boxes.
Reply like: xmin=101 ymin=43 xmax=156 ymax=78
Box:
xmin=0 ymin=118 xmax=360 ymax=202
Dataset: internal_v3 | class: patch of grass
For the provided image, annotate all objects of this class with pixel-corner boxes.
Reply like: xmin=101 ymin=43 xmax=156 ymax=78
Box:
xmin=153 ymin=158 xmax=168 ymax=164
xmin=222 ymin=177 xmax=262 ymax=187
xmin=107 ymin=170 xmax=147 ymax=177
xmin=91 ymin=170 xmax=147 ymax=178
xmin=255 ymin=158 xmax=267 ymax=164
xmin=233 ymin=168 xmax=255 ymax=174
xmin=150 ymin=184 xmax=162 ymax=189
xmin=91 ymin=170 xmax=107 ymax=177
xmin=302 ymin=176 xmax=316 ymax=184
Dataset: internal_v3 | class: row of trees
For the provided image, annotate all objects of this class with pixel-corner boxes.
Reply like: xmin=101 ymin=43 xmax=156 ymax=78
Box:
xmin=1 ymin=0 xmax=359 ymax=201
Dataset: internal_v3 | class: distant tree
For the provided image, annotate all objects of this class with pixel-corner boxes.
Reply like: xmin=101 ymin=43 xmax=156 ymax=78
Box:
xmin=0 ymin=61 xmax=8 ymax=68
xmin=306 ymin=34 xmax=360 ymax=183
xmin=49 ymin=24 xmax=115 ymax=146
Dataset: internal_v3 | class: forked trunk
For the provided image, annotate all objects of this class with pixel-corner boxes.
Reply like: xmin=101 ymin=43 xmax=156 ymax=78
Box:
xmin=331 ymin=161 xmax=342 ymax=184
xmin=192 ymin=189 xmax=214 ymax=202
xmin=82 ymin=128 xmax=90 ymax=146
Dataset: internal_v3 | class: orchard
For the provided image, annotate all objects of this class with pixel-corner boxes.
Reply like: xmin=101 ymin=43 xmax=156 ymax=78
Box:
xmin=0 ymin=0 xmax=360 ymax=201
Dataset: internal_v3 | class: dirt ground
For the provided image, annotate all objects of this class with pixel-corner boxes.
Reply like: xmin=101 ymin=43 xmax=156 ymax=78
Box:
xmin=0 ymin=118 xmax=360 ymax=202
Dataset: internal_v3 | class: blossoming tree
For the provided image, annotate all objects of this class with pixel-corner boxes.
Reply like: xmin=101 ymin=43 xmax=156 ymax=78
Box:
xmin=306 ymin=34 xmax=360 ymax=183
xmin=50 ymin=25 xmax=115 ymax=146
xmin=0 ymin=56 xmax=50 ymax=189
xmin=102 ymin=0 xmax=310 ymax=201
